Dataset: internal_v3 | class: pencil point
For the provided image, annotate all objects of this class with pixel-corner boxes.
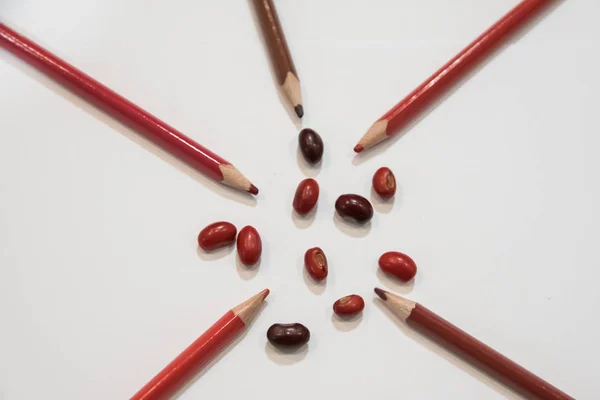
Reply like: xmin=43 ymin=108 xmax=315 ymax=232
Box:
xmin=354 ymin=144 xmax=364 ymax=153
xmin=248 ymin=184 xmax=259 ymax=195
xmin=261 ymin=288 xmax=270 ymax=300
xmin=374 ymin=288 xmax=388 ymax=300
xmin=294 ymin=105 xmax=304 ymax=118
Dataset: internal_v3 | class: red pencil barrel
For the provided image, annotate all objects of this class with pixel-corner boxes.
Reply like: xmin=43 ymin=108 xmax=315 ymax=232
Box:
xmin=131 ymin=311 xmax=245 ymax=400
xmin=382 ymin=0 xmax=552 ymax=135
xmin=407 ymin=304 xmax=573 ymax=400
xmin=0 ymin=23 xmax=227 ymax=181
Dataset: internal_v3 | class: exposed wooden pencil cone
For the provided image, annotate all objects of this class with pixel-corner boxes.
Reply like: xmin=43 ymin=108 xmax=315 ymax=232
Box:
xmin=282 ymin=71 xmax=303 ymax=117
xmin=233 ymin=289 xmax=270 ymax=325
xmin=374 ymin=288 xmax=416 ymax=321
xmin=219 ymin=164 xmax=258 ymax=195
xmin=354 ymin=120 xmax=388 ymax=153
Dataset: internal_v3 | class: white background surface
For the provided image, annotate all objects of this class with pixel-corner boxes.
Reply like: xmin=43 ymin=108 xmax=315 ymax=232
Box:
xmin=0 ymin=1 xmax=598 ymax=399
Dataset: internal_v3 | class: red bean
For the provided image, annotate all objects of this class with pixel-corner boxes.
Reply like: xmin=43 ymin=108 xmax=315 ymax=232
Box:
xmin=197 ymin=221 xmax=237 ymax=251
xmin=304 ymin=247 xmax=328 ymax=281
xmin=335 ymin=194 xmax=373 ymax=223
xmin=333 ymin=295 xmax=365 ymax=317
xmin=293 ymin=178 xmax=319 ymax=215
xmin=237 ymin=226 xmax=262 ymax=266
xmin=378 ymin=251 xmax=417 ymax=282
xmin=372 ymin=167 xmax=396 ymax=199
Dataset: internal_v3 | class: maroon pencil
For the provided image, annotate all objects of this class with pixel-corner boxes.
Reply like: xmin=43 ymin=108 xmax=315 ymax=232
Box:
xmin=374 ymin=288 xmax=573 ymax=400
xmin=0 ymin=23 xmax=258 ymax=195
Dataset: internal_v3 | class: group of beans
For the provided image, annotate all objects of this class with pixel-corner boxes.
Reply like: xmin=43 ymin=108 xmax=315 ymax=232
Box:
xmin=197 ymin=128 xmax=419 ymax=349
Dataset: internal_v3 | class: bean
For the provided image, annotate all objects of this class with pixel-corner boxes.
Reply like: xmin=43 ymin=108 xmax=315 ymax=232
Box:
xmin=236 ymin=226 xmax=262 ymax=266
xmin=304 ymin=247 xmax=328 ymax=281
xmin=378 ymin=251 xmax=417 ymax=282
xmin=267 ymin=323 xmax=310 ymax=347
xmin=197 ymin=221 xmax=237 ymax=251
xmin=372 ymin=167 xmax=396 ymax=199
xmin=293 ymin=178 xmax=319 ymax=215
xmin=333 ymin=295 xmax=365 ymax=317
xmin=335 ymin=194 xmax=373 ymax=224
xmin=298 ymin=128 xmax=324 ymax=164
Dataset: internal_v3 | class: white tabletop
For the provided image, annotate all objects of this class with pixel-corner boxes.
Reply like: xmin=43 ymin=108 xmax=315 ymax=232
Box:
xmin=1 ymin=1 xmax=597 ymax=399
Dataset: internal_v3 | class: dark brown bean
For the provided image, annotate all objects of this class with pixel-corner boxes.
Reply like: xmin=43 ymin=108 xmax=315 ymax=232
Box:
xmin=267 ymin=323 xmax=310 ymax=347
xmin=236 ymin=226 xmax=262 ymax=266
xmin=378 ymin=251 xmax=417 ymax=282
xmin=298 ymin=128 xmax=324 ymax=164
xmin=333 ymin=294 xmax=365 ymax=317
xmin=197 ymin=221 xmax=237 ymax=251
xmin=293 ymin=178 xmax=319 ymax=215
xmin=372 ymin=167 xmax=396 ymax=199
xmin=304 ymin=247 xmax=328 ymax=281
xmin=335 ymin=194 xmax=373 ymax=224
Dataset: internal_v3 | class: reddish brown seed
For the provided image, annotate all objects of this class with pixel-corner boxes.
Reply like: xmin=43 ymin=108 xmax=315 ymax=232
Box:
xmin=304 ymin=247 xmax=328 ymax=281
xmin=335 ymin=194 xmax=373 ymax=224
xmin=293 ymin=178 xmax=320 ymax=215
xmin=372 ymin=167 xmax=396 ymax=199
xmin=378 ymin=251 xmax=417 ymax=282
xmin=267 ymin=323 xmax=310 ymax=347
xmin=197 ymin=221 xmax=237 ymax=251
xmin=333 ymin=295 xmax=365 ymax=317
xmin=237 ymin=226 xmax=262 ymax=266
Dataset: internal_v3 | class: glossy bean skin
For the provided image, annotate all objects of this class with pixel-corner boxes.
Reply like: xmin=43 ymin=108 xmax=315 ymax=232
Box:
xmin=197 ymin=221 xmax=237 ymax=251
xmin=378 ymin=251 xmax=417 ymax=282
xmin=298 ymin=128 xmax=324 ymax=164
xmin=267 ymin=323 xmax=310 ymax=347
xmin=236 ymin=226 xmax=262 ymax=266
xmin=293 ymin=178 xmax=320 ymax=215
xmin=335 ymin=194 xmax=373 ymax=224
xmin=372 ymin=167 xmax=396 ymax=199
xmin=304 ymin=247 xmax=328 ymax=281
xmin=333 ymin=295 xmax=365 ymax=317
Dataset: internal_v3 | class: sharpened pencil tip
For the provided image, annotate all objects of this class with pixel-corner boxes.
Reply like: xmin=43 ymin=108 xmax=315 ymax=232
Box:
xmin=294 ymin=105 xmax=304 ymax=118
xmin=248 ymin=184 xmax=259 ymax=195
xmin=374 ymin=288 xmax=387 ymax=300
xmin=354 ymin=144 xmax=364 ymax=153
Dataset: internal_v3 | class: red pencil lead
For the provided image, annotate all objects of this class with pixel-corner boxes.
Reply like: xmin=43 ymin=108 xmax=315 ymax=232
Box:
xmin=248 ymin=184 xmax=259 ymax=195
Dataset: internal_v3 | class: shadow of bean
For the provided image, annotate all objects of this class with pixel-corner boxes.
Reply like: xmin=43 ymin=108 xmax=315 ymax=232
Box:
xmin=264 ymin=342 xmax=308 ymax=365
xmin=331 ymin=313 xmax=363 ymax=332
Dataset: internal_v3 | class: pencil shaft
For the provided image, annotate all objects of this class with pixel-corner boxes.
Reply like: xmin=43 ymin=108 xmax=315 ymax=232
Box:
xmin=385 ymin=0 xmax=551 ymax=134
xmin=251 ymin=0 xmax=297 ymax=84
xmin=131 ymin=311 xmax=245 ymax=400
xmin=408 ymin=304 xmax=573 ymax=400
xmin=356 ymin=0 xmax=553 ymax=151
xmin=0 ymin=23 xmax=229 ymax=182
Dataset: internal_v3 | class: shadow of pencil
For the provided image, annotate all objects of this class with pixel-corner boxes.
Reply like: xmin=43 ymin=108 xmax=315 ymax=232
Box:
xmin=373 ymin=298 xmax=522 ymax=399
xmin=352 ymin=0 xmax=566 ymax=165
xmin=1 ymin=47 xmax=257 ymax=207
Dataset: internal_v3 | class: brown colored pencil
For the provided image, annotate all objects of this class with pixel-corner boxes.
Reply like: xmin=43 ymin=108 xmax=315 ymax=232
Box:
xmin=251 ymin=0 xmax=303 ymax=118
xmin=131 ymin=289 xmax=269 ymax=400
xmin=374 ymin=288 xmax=573 ymax=400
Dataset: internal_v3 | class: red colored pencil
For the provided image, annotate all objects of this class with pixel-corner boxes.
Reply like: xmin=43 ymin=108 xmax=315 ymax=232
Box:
xmin=131 ymin=289 xmax=269 ymax=400
xmin=0 ymin=23 xmax=258 ymax=195
xmin=354 ymin=0 xmax=553 ymax=153
xmin=374 ymin=288 xmax=573 ymax=400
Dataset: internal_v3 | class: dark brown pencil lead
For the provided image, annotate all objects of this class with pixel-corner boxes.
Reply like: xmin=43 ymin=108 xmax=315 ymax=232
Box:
xmin=374 ymin=287 xmax=387 ymax=300
xmin=294 ymin=105 xmax=304 ymax=118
